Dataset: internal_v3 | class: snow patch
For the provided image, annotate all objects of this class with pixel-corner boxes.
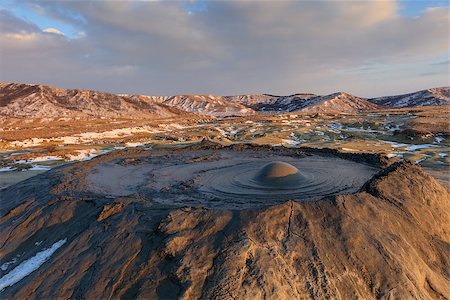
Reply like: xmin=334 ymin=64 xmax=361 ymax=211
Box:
xmin=28 ymin=165 xmax=51 ymax=171
xmin=230 ymin=128 xmax=240 ymax=136
xmin=327 ymin=129 xmax=341 ymax=134
xmin=388 ymin=123 xmax=403 ymax=131
xmin=434 ymin=136 xmax=444 ymax=144
xmin=415 ymin=157 xmax=427 ymax=164
xmin=382 ymin=141 xmax=438 ymax=152
xmin=124 ymin=142 xmax=145 ymax=148
xmin=386 ymin=153 xmax=403 ymax=158
xmin=0 ymin=239 xmax=66 ymax=291
xmin=406 ymin=144 xmax=435 ymax=151
xmin=23 ymin=156 xmax=61 ymax=162
xmin=281 ymin=139 xmax=303 ymax=146
xmin=8 ymin=126 xmax=161 ymax=148
xmin=328 ymin=123 xmax=343 ymax=129
xmin=215 ymin=128 xmax=228 ymax=136
xmin=66 ymin=149 xmax=101 ymax=161
xmin=381 ymin=141 xmax=410 ymax=148
xmin=0 ymin=258 xmax=17 ymax=271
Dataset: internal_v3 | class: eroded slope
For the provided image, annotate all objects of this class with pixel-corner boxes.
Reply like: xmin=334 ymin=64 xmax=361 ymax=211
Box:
xmin=0 ymin=146 xmax=448 ymax=299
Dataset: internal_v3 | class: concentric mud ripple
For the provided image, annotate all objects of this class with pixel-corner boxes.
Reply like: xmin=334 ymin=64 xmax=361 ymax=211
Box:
xmin=198 ymin=156 xmax=377 ymax=202
xmin=86 ymin=149 xmax=379 ymax=208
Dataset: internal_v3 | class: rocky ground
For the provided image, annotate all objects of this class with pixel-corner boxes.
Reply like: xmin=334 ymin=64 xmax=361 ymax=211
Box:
xmin=0 ymin=143 xmax=449 ymax=299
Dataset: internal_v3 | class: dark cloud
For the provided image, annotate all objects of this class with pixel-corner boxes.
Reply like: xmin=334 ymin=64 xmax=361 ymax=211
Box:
xmin=0 ymin=9 xmax=40 ymax=33
xmin=0 ymin=1 xmax=448 ymax=97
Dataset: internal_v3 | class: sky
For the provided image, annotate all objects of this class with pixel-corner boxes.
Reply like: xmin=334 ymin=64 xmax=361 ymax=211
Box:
xmin=0 ymin=0 xmax=448 ymax=97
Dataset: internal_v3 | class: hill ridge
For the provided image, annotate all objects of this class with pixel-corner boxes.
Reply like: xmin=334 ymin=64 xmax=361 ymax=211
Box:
xmin=1 ymin=82 xmax=448 ymax=118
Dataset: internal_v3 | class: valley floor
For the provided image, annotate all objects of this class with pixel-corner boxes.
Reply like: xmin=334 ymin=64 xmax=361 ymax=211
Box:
xmin=1 ymin=105 xmax=449 ymax=189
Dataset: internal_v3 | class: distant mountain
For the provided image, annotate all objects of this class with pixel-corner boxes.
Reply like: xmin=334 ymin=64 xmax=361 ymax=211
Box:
xmin=1 ymin=82 xmax=448 ymax=119
xmin=368 ymin=87 xmax=450 ymax=108
xmin=249 ymin=92 xmax=380 ymax=113
xmin=244 ymin=94 xmax=317 ymax=113
xmin=155 ymin=92 xmax=380 ymax=115
xmin=300 ymin=92 xmax=381 ymax=113
xmin=153 ymin=94 xmax=256 ymax=117
xmin=0 ymin=83 xmax=180 ymax=119
xmin=224 ymin=94 xmax=277 ymax=106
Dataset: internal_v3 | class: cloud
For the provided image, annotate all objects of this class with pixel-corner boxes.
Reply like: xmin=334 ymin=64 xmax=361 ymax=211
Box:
xmin=431 ymin=60 xmax=449 ymax=66
xmin=0 ymin=1 xmax=448 ymax=97
xmin=42 ymin=27 xmax=64 ymax=36
xmin=0 ymin=9 xmax=40 ymax=33
xmin=5 ymin=32 xmax=37 ymax=40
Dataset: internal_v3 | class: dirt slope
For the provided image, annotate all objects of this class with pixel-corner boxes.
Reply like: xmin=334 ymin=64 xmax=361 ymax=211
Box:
xmin=0 ymin=145 xmax=448 ymax=299
xmin=0 ymin=83 xmax=179 ymax=119
xmin=369 ymin=87 xmax=450 ymax=108
xmin=300 ymin=92 xmax=381 ymax=113
xmin=154 ymin=94 xmax=256 ymax=117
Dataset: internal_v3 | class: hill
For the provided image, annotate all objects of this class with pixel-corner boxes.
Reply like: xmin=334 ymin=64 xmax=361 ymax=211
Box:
xmin=159 ymin=92 xmax=380 ymax=115
xmin=1 ymin=82 xmax=449 ymax=118
xmin=153 ymin=94 xmax=256 ymax=117
xmin=369 ymin=87 xmax=450 ymax=108
xmin=251 ymin=92 xmax=381 ymax=113
xmin=0 ymin=83 xmax=179 ymax=119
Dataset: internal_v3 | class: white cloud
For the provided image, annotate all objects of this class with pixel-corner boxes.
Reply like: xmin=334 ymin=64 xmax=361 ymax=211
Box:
xmin=42 ymin=27 xmax=64 ymax=36
xmin=5 ymin=32 xmax=36 ymax=40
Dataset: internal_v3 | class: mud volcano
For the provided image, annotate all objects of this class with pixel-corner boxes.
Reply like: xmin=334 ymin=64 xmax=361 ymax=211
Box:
xmin=194 ymin=152 xmax=378 ymax=207
xmin=254 ymin=161 xmax=304 ymax=186
xmin=82 ymin=147 xmax=379 ymax=208
xmin=1 ymin=143 xmax=449 ymax=299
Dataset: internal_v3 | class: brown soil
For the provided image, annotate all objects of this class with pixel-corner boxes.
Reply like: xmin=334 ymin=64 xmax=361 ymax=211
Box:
xmin=0 ymin=144 xmax=448 ymax=299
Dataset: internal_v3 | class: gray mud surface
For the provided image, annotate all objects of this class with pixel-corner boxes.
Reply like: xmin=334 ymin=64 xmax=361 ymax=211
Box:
xmin=85 ymin=149 xmax=378 ymax=209
xmin=0 ymin=170 xmax=47 ymax=190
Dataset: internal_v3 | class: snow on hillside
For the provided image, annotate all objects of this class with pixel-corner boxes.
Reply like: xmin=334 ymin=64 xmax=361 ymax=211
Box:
xmin=0 ymin=83 xmax=178 ymax=119
xmin=369 ymin=87 xmax=450 ymax=108
xmin=1 ymin=82 xmax=448 ymax=118
xmin=154 ymin=94 xmax=256 ymax=117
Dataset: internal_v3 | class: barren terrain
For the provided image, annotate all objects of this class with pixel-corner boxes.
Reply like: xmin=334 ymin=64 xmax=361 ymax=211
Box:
xmin=0 ymin=144 xmax=449 ymax=299
xmin=0 ymin=83 xmax=449 ymax=299
xmin=1 ymin=104 xmax=448 ymax=189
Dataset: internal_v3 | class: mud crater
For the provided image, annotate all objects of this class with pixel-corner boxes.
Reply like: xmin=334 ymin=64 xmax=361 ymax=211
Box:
xmin=86 ymin=148 xmax=379 ymax=209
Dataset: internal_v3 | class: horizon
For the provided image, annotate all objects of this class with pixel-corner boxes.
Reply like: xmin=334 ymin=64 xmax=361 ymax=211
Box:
xmin=1 ymin=80 xmax=448 ymax=99
xmin=0 ymin=0 xmax=449 ymax=97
